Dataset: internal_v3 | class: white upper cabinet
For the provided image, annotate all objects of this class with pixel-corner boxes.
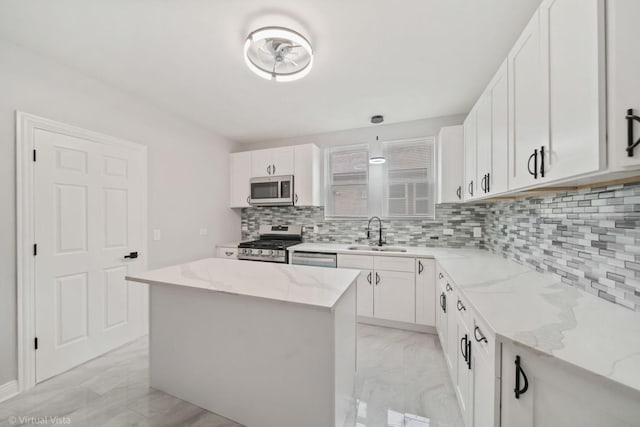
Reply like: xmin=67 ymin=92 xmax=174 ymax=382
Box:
xmin=507 ymin=9 xmax=546 ymax=190
xmin=607 ymin=0 xmax=640 ymax=170
xmin=476 ymin=92 xmax=492 ymax=196
xmin=294 ymin=144 xmax=323 ymax=206
xmin=463 ymin=109 xmax=478 ymax=200
xmin=437 ymin=125 xmax=464 ymax=204
xmin=541 ymin=0 xmax=605 ymax=182
xmin=231 ymin=144 xmax=322 ymax=208
xmin=229 ymin=151 xmax=252 ymax=208
xmin=251 ymin=146 xmax=294 ymax=177
xmin=489 ymin=60 xmax=509 ymax=195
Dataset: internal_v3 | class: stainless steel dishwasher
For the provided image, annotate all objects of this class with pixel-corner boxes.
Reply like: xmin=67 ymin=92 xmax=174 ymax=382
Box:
xmin=290 ymin=251 xmax=337 ymax=268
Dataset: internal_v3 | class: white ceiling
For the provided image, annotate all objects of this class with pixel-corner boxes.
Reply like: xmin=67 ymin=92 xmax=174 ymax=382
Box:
xmin=0 ymin=0 xmax=541 ymax=143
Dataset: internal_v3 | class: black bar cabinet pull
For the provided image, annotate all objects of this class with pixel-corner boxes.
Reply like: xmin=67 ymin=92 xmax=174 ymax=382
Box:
xmin=446 ymin=283 xmax=452 ymax=292
xmin=474 ymin=326 xmax=488 ymax=343
xmin=439 ymin=272 xmax=444 ymax=279
xmin=460 ymin=335 xmax=468 ymax=361
xmin=480 ymin=174 xmax=486 ymax=193
xmin=456 ymin=186 xmax=462 ymax=200
xmin=540 ymin=146 xmax=545 ymax=178
xmin=418 ymin=260 xmax=424 ymax=275
xmin=124 ymin=251 xmax=138 ymax=259
xmin=486 ymin=173 xmax=490 ymax=193
xmin=440 ymin=292 xmax=446 ymax=313
xmin=466 ymin=339 xmax=472 ymax=370
xmin=527 ymin=149 xmax=538 ymax=179
xmin=267 ymin=165 xmax=271 ymax=175
xmin=468 ymin=180 xmax=474 ymax=196
xmin=375 ymin=272 xmax=380 ymax=285
xmin=514 ymin=355 xmax=529 ymax=399
xmin=457 ymin=299 xmax=466 ymax=311
xmin=627 ymin=109 xmax=640 ymax=157
xmin=367 ymin=272 xmax=372 ymax=285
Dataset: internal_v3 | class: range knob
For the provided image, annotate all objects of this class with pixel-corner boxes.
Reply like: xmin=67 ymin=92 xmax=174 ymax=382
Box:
xmin=267 ymin=250 xmax=275 ymax=256
xmin=244 ymin=249 xmax=252 ymax=255
xmin=256 ymin=249 xmax=263 ymax=255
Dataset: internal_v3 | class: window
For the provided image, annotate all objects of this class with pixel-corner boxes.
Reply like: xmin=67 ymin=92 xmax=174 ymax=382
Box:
xmin=325 ymin=145 xmax=369 ymax=218
xmin=382 ymin=138 xmax=435 ymax=219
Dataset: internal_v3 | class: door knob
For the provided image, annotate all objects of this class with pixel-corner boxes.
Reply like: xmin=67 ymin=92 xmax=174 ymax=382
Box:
xmin=124 ymin=251 xmax=138 ymax=259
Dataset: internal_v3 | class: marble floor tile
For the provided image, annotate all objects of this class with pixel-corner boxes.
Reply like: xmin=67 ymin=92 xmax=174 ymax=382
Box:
xmin=0 ymin=325 xmax=462 ymax=427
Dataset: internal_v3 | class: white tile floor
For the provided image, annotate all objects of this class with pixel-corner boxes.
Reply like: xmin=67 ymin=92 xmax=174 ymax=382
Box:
xmin=0 ymin=324 xmax=462 ymax=427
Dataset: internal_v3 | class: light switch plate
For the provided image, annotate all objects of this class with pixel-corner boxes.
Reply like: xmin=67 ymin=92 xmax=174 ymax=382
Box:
xmin=473 ymin=227 xmax=482 ymax=238
xmin=152 ymin=229 xmax=161 ymax=241
xmin=443 ymin=228 xmax=454 ymax=236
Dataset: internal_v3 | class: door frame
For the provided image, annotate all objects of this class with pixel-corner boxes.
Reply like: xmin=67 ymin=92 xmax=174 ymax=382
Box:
xmin=16 ymin=112 xmax=148 ymax=392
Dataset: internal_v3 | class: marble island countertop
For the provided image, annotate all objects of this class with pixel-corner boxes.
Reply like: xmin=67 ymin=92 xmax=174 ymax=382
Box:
xmin=126 ymin=257 xmax=359 ymax=310
xmin=289 ymin=243 xmax=640 ymax=394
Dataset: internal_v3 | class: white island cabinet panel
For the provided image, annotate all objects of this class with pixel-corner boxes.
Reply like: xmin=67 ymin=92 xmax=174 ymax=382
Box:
xmin=229 ymin=152 xmax=251 ymax=208
xmin=127 ymin=258 xmax=358 ymax=427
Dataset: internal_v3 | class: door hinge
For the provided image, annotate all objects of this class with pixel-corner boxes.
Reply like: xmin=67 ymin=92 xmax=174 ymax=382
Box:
xmin=34 ymin=337 xmax=38 ymax=350
xmin=33 ymin=149 xmax=37 ymax=162
xmin=33 ymin=244 xmax=37 ymax=256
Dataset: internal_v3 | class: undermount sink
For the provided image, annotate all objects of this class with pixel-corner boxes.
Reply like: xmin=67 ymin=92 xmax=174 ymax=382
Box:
xmin=346 ymin=245 xmax=407 ymax=253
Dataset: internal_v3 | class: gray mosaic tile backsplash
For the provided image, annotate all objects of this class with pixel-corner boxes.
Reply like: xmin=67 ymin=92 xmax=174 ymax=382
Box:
xmin=241 ymin=181 xmax=640 ymax=311
xmin=241 ymin=205 xmax=487 ymax=248
xmin=485 ymin=181 xmax=640 ymax=312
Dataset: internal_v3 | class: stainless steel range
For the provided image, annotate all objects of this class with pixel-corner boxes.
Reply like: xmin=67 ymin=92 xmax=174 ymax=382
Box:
xmin=237 ymin=225 xmax=302 ymax=263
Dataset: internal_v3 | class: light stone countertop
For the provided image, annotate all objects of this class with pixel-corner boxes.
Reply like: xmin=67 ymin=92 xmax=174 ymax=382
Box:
xmin=126 ymin=257 xmax=359 ymax=311
xmin=289 ymin=243 xmax=640 ymax=393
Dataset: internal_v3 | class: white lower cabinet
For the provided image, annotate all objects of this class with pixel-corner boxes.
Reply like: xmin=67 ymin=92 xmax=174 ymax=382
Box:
xmin=501 ymin=341 xmax=640 ymax=427
xmin=216 ymin=246 xmax=238 ymax=259
xmin=472 ymin=343 xmax=497 ymax=427
xmin=415 ymin=258 xmax=435 ymax=326
xmin=455 ymin=316 xmax=473 ymax=427
xmin=338 ymin=254 xmax=434 ymax=325
xmin=374 ymin=270 xmax=415 ymax=323
xmin=356 ymin=270 xmax=374 ymax=317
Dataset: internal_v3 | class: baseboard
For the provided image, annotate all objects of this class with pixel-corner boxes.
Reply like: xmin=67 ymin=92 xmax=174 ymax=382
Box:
xmin=357 ymin=317 xmax=437 ymax=334
xmin=0 ymin=380 xmax=19 ymax=403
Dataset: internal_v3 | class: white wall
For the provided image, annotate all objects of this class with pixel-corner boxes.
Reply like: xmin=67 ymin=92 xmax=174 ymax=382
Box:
xmin=239 ymin=114 xmax=466 ymax=151
xmin=0 ymin=41 xmax=241 ymax=385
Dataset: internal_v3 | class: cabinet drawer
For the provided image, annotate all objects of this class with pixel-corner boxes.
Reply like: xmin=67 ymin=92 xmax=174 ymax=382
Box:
xmin=472 ymin=313 xmax=495 ymax=360
xmin=216 ymin=247 xmax=238 ymax=259
xmin=374 ymin=256 xmax=415 ymax=273
xmin=337 ymin=254 xmax=374 ymax=270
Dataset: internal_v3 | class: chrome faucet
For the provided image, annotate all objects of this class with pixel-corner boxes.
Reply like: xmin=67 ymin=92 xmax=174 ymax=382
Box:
xmin=366 ymin=216 xmax=385 ymax=247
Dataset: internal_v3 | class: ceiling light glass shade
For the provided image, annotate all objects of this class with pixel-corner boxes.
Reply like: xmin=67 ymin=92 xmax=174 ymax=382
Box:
xmin=369 ymin=157 xmax=386 ymax=165
xmin=244 ymin=26 xmax=313 ymax=82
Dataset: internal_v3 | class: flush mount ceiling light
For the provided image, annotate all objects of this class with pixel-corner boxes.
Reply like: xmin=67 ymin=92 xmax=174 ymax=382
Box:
xmin=244 ymin=26 xmax=313 ymax=82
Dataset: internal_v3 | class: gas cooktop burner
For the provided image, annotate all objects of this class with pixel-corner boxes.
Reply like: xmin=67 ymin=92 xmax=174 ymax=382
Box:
xmin=237 ymin=225 xmax=302 ymax=263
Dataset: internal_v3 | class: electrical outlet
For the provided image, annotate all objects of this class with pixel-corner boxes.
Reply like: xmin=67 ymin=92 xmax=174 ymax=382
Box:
xmin=313 ymin=225 xmax=319 ymax=233
xmin=152 ymin=229 xmax=161 ymax=241
xmin=443 ymin=228 xmax=454 ymax=236
xmin=473 ymin=227 xmax=482 ymax=238
xmin=199 ymin=228 xmax=208 ymax=236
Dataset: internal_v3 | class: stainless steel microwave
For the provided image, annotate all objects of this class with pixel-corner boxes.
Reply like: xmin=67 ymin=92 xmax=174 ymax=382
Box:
xmin=249 ymin=175 xmax=294 ymax=206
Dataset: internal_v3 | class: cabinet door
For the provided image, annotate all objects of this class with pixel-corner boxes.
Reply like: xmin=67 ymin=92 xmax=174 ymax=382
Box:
xmin=373 ymin=270 xmax=415 ymax=323
xmin=445 ymin=287 xmax=458 ymax=379
xmin=270 ymin=146 xmax=294 ymax=176
xmin=490 ymin=60 xmax=509 ymax=195
xmin=356 ymin=270 xmax=374 ymax=317
xmin=501 ymin=342 xmax=640 ymax=427
xmin=415 ymin=259 xmax=435 ymax=327
xmin=472 ymin=347 xmax=497 ymax=427
xmin=251 ymin=148 xmax=273 ymax=177
xmin=508 ymin=10 xmax=547 ymax=190
xmin=608 ymin=0 xmax=640 ymax=170
xmin=463 ymin=110 xmax=478 ymax=200
xmin=476 ymin=92 xmax=492 ymax=197
xmin=541 ymin=0 xmax=605 ymax=182
xmin=456 ymin=316 xmax=473 ymax=427
xmin=435 ymin=283 xmax=448 ymax=357
xmin=293 ymin=144 xmax=322 ymax=206
xmin=437 ymin=125 xmax=464 ymax=204
xmin=229 ymin=152 xmax=252 ymax=208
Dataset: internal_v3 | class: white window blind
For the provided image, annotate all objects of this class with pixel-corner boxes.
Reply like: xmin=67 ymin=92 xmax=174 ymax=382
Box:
xmin=325 ymin=146 xmax=369 ymax=218
xmin=382 ymin=138 xmax=435 ymax=218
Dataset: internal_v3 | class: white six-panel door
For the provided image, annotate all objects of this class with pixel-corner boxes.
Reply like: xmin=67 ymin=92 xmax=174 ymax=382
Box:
xmin=34 ymin=128 xmax=147 ymax=382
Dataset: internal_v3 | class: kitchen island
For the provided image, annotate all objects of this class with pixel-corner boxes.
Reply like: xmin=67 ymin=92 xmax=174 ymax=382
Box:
xmin=126 ymin=257 xmax=359 ymax=427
